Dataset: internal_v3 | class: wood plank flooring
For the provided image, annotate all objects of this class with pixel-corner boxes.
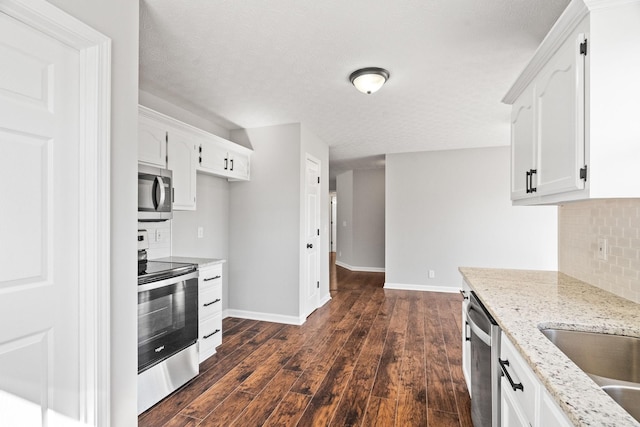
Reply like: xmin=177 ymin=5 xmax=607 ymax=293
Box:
xmin=139 ymin=256 xmax=473 ymax=427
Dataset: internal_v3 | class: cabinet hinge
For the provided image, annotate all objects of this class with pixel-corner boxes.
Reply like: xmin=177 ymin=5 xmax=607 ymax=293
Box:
xmin=579 ymin=39 xmax=587 ymax=56
xmin=317 ymin=176 xmax=320 ymax=184
xmin=317 ymin=229 xmax=320 ymax=236
xmin=317 ymin=281 xmax=319 ymax=289
xmin=580 ymin=165 xmax=588 ymax=181
xmin=199 ymin=145 xmax=202 ymax=164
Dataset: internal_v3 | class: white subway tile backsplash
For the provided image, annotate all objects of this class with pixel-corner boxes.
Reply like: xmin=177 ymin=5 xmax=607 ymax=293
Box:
xmin=559 ymin=199 xmax=640 ymax=303
xmin=138 ymin=221 xmax=171 ymax=259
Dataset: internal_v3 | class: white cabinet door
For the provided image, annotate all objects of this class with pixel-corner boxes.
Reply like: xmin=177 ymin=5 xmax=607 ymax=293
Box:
xmin=198 ymin=139 xmax=229 ymax=175
xmin=227 ymin=150 xmax=250 ymax=180
xmin=510 ymin=86 xmax=536 ymax=200
xmin=167 ymin=130 xmax=197 ymax=211
xmin=535 ymin=31 xmax=586 ymax=197
xmin=501 ymin=379 xmax=530 ymax=427
xmin=138 ymin=113 xmax=167 ymax=168
xmin=538 ymin=388 xmax=573 ymax=427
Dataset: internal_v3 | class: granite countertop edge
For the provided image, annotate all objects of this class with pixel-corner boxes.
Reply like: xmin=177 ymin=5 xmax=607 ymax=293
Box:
xmin=156 ymin=256 xmax=226 ymax=268
xmin=459 ymin=267 xmax=640 ymax=427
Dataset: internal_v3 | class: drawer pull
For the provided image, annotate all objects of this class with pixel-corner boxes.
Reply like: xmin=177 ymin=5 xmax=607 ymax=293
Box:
xmin=203 ymin=329 xmax=221 ymax=339
xmin=204 ymin=275 xmax=221 ymax=281
xmin=203 ymin=298 xmax=221 ymax=307
xmin=499 ymin=358 xmax=524 ymax=392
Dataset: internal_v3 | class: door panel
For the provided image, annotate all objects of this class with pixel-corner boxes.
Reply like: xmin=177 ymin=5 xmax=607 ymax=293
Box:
xmin=304 ymin=157 xmax=320 ymax=317
xmin=535 ymin=32 xmax=586 ymax=196
xmin=0 ymin=11 xmax=81 ymax=422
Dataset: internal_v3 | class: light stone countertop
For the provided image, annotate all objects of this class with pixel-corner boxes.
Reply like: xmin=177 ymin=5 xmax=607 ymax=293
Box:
xmin=156 ymin=256 xmax=226 ymax=268
xmin=459 ymin=267 xmax=640 ymax=427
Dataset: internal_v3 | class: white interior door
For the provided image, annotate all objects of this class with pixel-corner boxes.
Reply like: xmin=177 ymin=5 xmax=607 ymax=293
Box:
xmin=303 ymin=156 xmax=321 ymax=317
xmin=0 ymin=10 xmax=85 ymax=425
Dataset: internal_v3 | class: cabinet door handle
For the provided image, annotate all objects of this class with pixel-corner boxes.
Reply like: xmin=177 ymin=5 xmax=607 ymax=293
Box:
xmin=203 ymin=329 xmax=221 ymax=339
xmin=224 ymin=158 xmax=228 ymax=170
xmin=204 ymin=298 xmax=221 ymax=307
xmin=499 ymin=358 xmax=524 ymax=392
xmin=230 ymin=158 xmax=234 ymax=171
xmin=525 ymin=170 xmax=531 ymax=193
xmin=204 ymin=275 xmax=221 ymax=281
xmin=530 ymin=169 xmax=537 ymax=193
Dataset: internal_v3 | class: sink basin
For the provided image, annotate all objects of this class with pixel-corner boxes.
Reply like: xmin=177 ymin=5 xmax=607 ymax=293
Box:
xmin=540 ymin=328 xmax=640 ymax=422
xmin=602 ymin=385 xmax=640 ymax=422
xmin=540 ymin=328 xmax=640 ymax=384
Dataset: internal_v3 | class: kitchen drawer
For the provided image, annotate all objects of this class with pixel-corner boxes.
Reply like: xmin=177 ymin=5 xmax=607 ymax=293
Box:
xmin=199 ymin=314 xmax=222 ymax=353
xmin=199 ymin=264 xmax=222 ymax=290
xmin=199 ymin=284 xmax=222 ymax=319
xmin=500 ymin=333 xmax=540 ymax=425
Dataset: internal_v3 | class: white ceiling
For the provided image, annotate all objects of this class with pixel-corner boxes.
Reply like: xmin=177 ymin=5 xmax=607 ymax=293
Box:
xmin=139 ymin=0 xmax=570 ymax=179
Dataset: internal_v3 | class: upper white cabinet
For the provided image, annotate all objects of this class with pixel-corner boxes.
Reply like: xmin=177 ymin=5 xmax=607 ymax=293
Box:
xmin=138 ymin=106 xmax=252 ymax=210
xmin=138 ymin=112 xmax=167 ymax=168
xmin=167 ymin=128 xmax=198 ymax=211
xmin=198 ymin=136 xmax=251 ymax=181
xmin=504 ymin=0 xmax=640 ymax=205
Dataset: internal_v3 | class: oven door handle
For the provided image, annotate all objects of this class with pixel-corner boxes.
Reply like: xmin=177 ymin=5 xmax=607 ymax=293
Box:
xmin=467 ymin=307 xmax=492 ymax=346
xmin=138 ymin=271 xmax=199 ymax=292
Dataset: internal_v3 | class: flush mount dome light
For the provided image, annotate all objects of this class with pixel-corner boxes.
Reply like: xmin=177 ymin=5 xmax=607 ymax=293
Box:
xmin=349 ymin=67 xmax=390 ymax=94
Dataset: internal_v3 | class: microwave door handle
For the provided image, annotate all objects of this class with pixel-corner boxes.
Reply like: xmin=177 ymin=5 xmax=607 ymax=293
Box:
xmin=155 ymin=176 xmax=166 ymax=210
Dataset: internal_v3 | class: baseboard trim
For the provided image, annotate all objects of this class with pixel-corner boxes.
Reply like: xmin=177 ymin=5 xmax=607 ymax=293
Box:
xmin=383 ymin=283 xmax=459 ymax=293
xmin=223 ymin=309 xmax=305 ymax=325
xmin=335 ymin=260 xmax=385 ymax=273
xmin=319 ymin=293 xmax=331 ymax=307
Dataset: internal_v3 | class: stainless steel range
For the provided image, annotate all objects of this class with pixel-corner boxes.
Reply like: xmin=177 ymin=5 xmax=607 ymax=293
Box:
xmin=137 ymin=230 xmax=199 ymax=414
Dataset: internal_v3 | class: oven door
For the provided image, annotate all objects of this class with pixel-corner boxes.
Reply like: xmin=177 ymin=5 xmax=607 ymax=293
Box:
xmin=138 ymin=271 xmax=198 ymax=373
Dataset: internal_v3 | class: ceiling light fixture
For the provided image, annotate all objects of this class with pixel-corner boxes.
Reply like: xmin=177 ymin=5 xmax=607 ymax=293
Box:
xmin=349 ymin=67 xmax=390 ymax=94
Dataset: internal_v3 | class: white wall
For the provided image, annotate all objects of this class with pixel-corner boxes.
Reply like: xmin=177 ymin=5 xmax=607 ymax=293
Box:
xmin=353 ymin=169 xmax=385 ymax=269
xmin=172 ymin=174 xmax=230 ymax=309
xmin=336 ymin=169 xmax=385 ymax=271
xmin=386 ymin=146 xmax=558 ymax=289
xmin=336 ymin=171 xmax=353 ymax=265
xmin=228 ymin=124 xmax=329 ymax=321
xmin=229 ymin=124 xmax=302 ymax=318
xmin=48 ymin=0 xmax=139 ymax=424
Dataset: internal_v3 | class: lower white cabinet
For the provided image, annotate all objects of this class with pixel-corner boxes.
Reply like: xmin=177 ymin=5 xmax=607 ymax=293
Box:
xmin=500 ymin=332 xmax=572 ymax=427
xmin=198 ymin=263 xmax=223 ymax=363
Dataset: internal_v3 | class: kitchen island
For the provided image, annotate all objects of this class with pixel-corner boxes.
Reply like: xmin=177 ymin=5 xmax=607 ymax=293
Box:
xmin=459 ymin=267 xmax=639 ymax=427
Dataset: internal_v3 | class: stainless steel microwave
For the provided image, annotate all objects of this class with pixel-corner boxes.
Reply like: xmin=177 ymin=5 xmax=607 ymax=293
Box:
xmin=138 ymin=164 xmax=173 ymax=221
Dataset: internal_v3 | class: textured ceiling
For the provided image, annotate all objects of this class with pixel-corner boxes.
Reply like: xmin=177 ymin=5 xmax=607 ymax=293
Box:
xmin=139 ymin=0 xmax=570 ymax=179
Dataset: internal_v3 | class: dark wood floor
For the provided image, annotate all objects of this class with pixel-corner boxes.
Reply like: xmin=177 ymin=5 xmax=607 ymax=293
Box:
xmin=139 ymin=256 xmax=472 ymax=427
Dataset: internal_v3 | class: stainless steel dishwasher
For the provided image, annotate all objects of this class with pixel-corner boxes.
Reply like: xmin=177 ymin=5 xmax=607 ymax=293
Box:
xmin=467 ymin=291 xmax=501 ymax=427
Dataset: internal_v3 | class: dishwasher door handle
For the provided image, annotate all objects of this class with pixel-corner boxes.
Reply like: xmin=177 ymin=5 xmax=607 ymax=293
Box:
xmin=467 ymin=308 xmax=492 ymax=346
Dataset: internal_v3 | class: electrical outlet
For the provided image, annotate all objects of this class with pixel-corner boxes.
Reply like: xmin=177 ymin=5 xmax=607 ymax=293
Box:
xmin=197 ymin=227 xmax=204 ymax=239
xmin=597 ymin=238 xmax=608 ymax=260
xmin=155 ymin=229 xmax=163 ymax=242
xmin=428 ymin=270 xmax=435 ymax=279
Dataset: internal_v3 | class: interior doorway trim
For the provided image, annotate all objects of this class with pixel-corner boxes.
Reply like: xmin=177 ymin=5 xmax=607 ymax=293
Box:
xmin=0 ymin=1 xmax=112 ymax=425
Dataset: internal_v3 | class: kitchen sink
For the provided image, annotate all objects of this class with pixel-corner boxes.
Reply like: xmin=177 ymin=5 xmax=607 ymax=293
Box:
xmin=602 ymin=385 xmax=640 ymax=422
xmin=540 ymin=328 xmax=640 ymax=422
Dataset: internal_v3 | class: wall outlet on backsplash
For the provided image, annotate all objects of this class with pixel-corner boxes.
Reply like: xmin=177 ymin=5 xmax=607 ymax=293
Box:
xmin=597 ymin=238 xmax=608 ymax=261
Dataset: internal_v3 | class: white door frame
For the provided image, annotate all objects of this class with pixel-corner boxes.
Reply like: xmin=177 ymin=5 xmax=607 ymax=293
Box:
xmin=0 ymin=1 xmax=112 ymax=425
